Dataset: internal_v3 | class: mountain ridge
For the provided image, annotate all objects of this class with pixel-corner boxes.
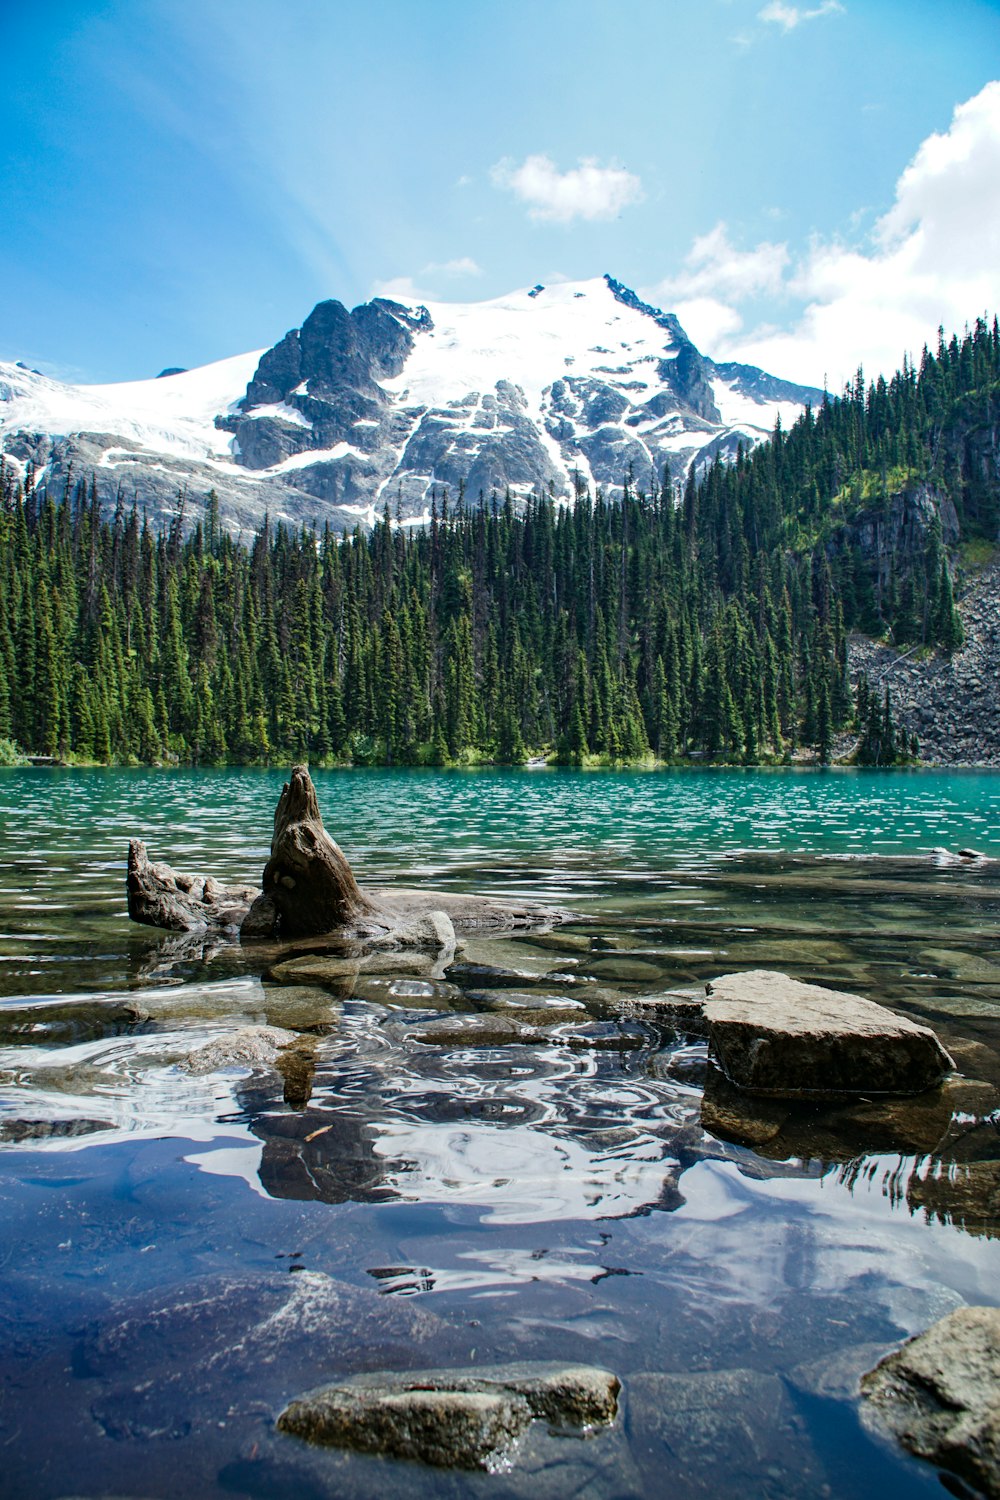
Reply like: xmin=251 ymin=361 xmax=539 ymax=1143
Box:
xmin=0 ymin=275 xmax=823 ymax=533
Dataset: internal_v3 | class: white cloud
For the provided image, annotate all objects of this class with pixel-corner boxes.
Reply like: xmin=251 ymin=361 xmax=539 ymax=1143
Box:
xmin=658 ymin=222 xmax=790 ymax=301
xmin=758 ymin=1 xmax=844 ymax=31
xmin=646 ymin=82 xmax=1000 ymax=389
xmin=371 ymin=275 xmax=428 ymax=305
xmin=490 ymin=154 xmax=643 ymax=224
xmin=421 ymin=257 xmax=483 ymax=278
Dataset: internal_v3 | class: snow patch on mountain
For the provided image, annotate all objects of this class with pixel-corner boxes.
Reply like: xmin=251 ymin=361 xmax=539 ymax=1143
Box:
xmin=0 ymin=276 xmax=822 ymax=532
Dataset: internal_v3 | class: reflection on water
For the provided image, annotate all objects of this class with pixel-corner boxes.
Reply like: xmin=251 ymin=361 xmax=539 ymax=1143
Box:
xmin=0 ymin=768 xmax=998 ymax=1498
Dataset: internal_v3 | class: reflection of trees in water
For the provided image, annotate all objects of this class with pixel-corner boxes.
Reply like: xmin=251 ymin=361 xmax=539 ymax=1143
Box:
xmin=836 ymin=1154 xmax=1000 ymax=1240
xmin=702 ymin=1069 xmax=1000 ymax=1239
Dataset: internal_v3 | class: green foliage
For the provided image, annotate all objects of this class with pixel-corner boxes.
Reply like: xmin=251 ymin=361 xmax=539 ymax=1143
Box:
xmin=853 ymin=674 xmax=917 ymax=766
xmin=0 ymin=312 xmax=993 ymax=768
xmin=0 ymin=737 xmax=27 ymax=766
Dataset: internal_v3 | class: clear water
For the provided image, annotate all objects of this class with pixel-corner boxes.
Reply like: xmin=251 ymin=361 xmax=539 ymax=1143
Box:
xmin=0 ymin=766 xmax=998 ymax=1499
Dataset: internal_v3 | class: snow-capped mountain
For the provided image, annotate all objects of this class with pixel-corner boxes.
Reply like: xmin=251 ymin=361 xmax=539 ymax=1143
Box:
xmin=0 ymin=275 xmax=822 ymax=532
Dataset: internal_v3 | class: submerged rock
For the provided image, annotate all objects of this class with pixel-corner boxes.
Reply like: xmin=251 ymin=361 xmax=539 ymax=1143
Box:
xmin=619 ymin=989 xmax=709 ymax=1036
xmin=277 ymin=1362 xmax=620 ymax=1469
xmin=860 ymin=1305 xmax=1000 ymax=1497
xmin=702 ymin=1069 xmax=999 ymax=1161
xmin=401 ymin=1012 xmax=646 ymax=1050
xmin=628 ymin=1367 xmax=825 ymax=1495
xmin=183 ymin=1024 xmax=298 ymax=1074
xmin=703 ymin=969 xmax=953 ymax=1097
xmin=266 ymin=911 xmax=457 ymax=986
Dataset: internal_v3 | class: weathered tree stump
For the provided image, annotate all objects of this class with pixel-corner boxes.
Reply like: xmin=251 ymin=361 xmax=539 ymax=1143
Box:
xmin=127 ymin=839 xmax=258 ymax=933
xmin=241 ymin=765 xmax=379 ymax=939
xmin=126 ymin=765 xmax=567 ymax=941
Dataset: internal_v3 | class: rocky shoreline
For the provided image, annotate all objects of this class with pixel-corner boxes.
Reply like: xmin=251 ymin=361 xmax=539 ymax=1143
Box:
xmin=848 ymin=556 xmax=1000 ymax=767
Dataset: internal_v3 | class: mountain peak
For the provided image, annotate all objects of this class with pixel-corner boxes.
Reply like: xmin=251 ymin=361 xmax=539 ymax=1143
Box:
xmin=0 ymin=278 xmax=824 ymax=534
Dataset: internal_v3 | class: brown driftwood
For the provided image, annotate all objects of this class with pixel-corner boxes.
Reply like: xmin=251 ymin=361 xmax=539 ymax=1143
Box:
xmin=127 ymin=840 xmax=259 ymax=933
xmin=126 ymin=765 xmax=567 ymax=940
xmin=241 ymin=765 xmax=380 ymax=939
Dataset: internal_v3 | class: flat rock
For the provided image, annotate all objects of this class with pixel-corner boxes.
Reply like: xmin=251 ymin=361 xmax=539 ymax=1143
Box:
xmin=183 ymin=1024 xmax=297 ymax=1074
xmin=619 ymin=990 xmax=708 ymax=1036
xmin=277 ymin=1362 xmax=619 ymax=1470
xmin=703 ymin=970 xmax=954 ymax=1098
xmin=860 ymin=1305 xmax=1000 ymax=1496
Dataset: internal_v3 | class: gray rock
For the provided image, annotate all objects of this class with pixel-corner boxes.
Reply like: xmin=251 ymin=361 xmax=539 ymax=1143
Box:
xmin=370 ymin=909 xmax=457 ymax=959
xmin=848 ymin=555 xmax=1000 ymax=768
xmin=860 ymin=1305 xmax=1000 ymax=1496
xmin=183 ymin=1024 xmax=297 ymax=1073
xmin=277 ymin=1362 xmax=619 ymax=1469
xmin=703 ymin=969 xmax=954 ymax=1097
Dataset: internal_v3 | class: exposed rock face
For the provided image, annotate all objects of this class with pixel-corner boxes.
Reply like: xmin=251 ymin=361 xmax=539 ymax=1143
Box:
xmin=126 ymin=838 xmax=258 ymax=932
xmin=860 ymin=1306 xmax=1000 ymax=1497
xmin=1 ymin=277 xmax=821 ymax=535
xmin=703 ymin=970 xmax=953 ymax=1097
xmin=242 ymin=764 xmax=378 ymax=939
xmin=277 ymin=1362 xmax=620 ymax=1469
xmin=849 ymin=556 xmax=1000 ymax=766
xmin=827 ymin=483 xmax=960 ymax=590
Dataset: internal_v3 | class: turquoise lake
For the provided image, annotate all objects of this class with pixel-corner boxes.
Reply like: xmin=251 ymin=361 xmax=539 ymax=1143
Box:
xmin=0 ymin=766 xmax=998 ymax=1498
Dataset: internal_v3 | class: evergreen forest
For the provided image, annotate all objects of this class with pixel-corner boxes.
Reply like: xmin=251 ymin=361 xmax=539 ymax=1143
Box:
xmin=0 ymin=316 xmax=996 ymax=770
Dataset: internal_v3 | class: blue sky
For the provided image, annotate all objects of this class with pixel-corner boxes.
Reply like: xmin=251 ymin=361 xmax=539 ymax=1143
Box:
xmin=1 ymin=0 xmax=999 ymax=386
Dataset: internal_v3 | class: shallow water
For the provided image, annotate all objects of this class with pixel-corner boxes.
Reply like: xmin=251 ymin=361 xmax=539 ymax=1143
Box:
xmin=0 ymin=766 xmax=998 ymax=1499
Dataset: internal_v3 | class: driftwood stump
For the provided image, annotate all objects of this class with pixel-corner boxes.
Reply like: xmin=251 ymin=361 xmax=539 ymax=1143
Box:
xmin=242 ymin=765 xmax=379 ymax=939
xmin=127 ymin=839 xmax=258 ymax=932
xmin=127 ymin=765 xmax=567 ymax=939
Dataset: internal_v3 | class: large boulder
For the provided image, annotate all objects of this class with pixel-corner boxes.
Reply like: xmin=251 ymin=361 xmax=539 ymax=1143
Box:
xmin=277 ymin=1362 xmax=620 ymax=1469
xmin=860 ymin=1306 xmax=1000 ymax=1497
xmin=703 ymin=970 xmax=953 ymax=1098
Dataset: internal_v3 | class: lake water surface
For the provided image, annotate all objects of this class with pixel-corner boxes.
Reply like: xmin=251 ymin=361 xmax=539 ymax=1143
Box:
xmin=1 ymin=767 xmax=998 ymax=1499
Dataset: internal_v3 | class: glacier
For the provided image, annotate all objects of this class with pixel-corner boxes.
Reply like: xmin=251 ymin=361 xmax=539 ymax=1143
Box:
xmin=0 ymin=275 xmax=822 ymax=533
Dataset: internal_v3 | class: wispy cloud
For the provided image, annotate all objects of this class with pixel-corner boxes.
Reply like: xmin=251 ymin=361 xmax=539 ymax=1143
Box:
xmin=421 ymin=257 xmax=483 ymax=278
xmin=758 ymin=1 xmax=844 ymax=32
xmin=490 ymin=154 xmax=643 ymax=225
xmin=645 ymin=81 xmax=1000 ymax=388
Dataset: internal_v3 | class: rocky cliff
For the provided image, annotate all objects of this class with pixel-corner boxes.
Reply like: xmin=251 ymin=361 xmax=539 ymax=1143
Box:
xmin=848 ymin=555 xmax=1000 ymax=766
xmin=0 ymin=276 xmax=822 ymax=534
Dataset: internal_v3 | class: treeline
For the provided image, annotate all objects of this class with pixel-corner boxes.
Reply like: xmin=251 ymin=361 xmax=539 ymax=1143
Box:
xmin=0 ymin=315 xmax=992 ymax=768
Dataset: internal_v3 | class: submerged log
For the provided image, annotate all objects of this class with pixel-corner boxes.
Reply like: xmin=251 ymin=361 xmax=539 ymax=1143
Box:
xmin=126 ymin=765 xmax=566 ymax=940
